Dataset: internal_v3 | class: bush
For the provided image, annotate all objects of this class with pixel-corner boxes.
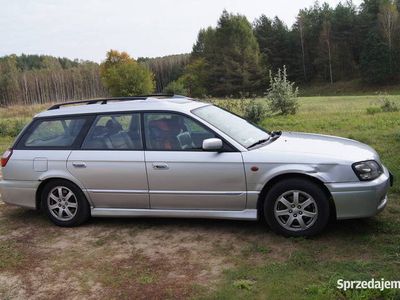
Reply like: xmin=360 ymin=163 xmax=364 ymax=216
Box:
xmin=163 ymin=79 xmax=188 ymax=95
xmin=380 ymin=97 xmax=398 ymax=112
xmin=267 ymin=66 xmax=299 ymax=115
xmin=204 ymin=98 xmax=250 ymax=116
xmin=0 ymin=118 xmax=28 ymax=137
xmin=243 ymin=100 xmax=267 ymax=123
xmin=367 ymin=94 xmax=399 ymax=114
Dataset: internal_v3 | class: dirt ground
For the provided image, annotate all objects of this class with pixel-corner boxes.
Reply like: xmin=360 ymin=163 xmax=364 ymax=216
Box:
xmin=0 ymin=166 xmax=293 ymax=299
xmin=0 ymin=195 xmax=298 ymax=300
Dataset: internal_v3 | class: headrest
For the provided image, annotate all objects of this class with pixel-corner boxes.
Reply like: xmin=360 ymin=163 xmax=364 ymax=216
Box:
xmin=105 ymin=119 xmax=122 ymax=135
xmin=149 ymin=119 xmax=170 ymax=131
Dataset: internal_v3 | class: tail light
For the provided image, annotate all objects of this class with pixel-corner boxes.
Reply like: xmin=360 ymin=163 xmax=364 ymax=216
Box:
xmin=1 ymin=148 xmax=13 ymax=168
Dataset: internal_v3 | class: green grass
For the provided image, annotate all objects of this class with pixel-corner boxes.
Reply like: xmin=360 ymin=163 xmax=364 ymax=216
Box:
xmin=0 ymin=240 xmax=25 ymax=271
xmin=0 ymin=104 xmax=46 ymax=153
xmin=0 ymin=136 xmax=14 ymax=153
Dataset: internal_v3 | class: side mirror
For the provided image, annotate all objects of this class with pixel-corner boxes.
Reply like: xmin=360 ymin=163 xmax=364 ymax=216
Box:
xmin=202 ymin=138 xmax=223 ymax=151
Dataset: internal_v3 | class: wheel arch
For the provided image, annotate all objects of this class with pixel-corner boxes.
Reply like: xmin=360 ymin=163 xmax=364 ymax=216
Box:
xmin=35 ymin=177 xmax=90 ymax=210
xmin=256 ymin=173 xmax=336 ymax=221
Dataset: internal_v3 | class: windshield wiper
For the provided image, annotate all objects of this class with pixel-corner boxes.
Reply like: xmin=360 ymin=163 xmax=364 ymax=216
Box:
xmin=247 ymin=138 xmax=270 ymax=149
xmin=247 ymin=131 xmax=282 ymax=149
xmin=270 ymin=131 xmax=282 ymax=138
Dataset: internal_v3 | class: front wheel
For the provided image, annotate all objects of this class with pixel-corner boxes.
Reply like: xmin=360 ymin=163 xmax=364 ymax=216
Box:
xmin=264 ymin=178 xmax=330 ymax=237
xmin=42 ymin=179 xmax=90 ymax=227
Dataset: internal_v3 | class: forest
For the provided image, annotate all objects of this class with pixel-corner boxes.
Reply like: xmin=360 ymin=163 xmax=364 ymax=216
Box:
xmin=0 ymin=0 xmax=399 ymax=105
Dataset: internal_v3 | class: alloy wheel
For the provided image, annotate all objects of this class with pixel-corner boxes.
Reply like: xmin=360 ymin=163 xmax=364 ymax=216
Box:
xmin=273 ymin=190 xmax=318 ymax=231
xmin=47 ymin=186 xmax=78 ymax=221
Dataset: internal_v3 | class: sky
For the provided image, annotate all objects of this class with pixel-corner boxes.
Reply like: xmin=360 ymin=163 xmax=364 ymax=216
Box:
xmin=0 ymin=0 xmax=363 ymax=62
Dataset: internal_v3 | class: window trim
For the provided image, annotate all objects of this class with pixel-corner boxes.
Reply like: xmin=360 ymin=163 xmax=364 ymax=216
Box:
xmin=14 ymin=115 xmax=95 ymax=150
xmin=14 ymin=110 xmax=239 ymax=152
xmin=81 ymin=112 xmax=144 ymax=151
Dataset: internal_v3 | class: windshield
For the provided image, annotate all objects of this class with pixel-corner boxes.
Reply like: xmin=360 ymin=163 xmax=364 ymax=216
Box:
xmin=192 ymin=105 xmax=270 ymax=148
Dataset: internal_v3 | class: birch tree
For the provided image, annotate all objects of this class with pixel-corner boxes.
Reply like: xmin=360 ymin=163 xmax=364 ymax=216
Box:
xmin=378 ymin=1 xmax=399 ymax=73
xmin=320 ymin=20 xmax=334 ymax=84
xmin=297 ymin=12 xmax=307 ymax=82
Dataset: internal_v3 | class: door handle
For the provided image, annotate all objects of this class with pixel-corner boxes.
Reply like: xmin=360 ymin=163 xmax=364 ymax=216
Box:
xmin=152 ymin=163 xmax=169 ymax=170
xmin=72 ymin=162 xmax=87 ymax=168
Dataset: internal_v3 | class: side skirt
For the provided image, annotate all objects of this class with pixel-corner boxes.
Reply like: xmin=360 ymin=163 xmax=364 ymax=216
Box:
xmin=91 ymin=208 xmax=258 ymax=221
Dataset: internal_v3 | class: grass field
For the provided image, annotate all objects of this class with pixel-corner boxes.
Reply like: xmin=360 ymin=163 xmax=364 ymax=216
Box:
xmin=0 ymin=96 xmax=399 ymax=299
xmin=299 ymin=81 xmax=400 ymax=97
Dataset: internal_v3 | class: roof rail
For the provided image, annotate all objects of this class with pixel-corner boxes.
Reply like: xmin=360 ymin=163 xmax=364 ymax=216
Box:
xmin=47 ymin=94 xmax=184 ymax=110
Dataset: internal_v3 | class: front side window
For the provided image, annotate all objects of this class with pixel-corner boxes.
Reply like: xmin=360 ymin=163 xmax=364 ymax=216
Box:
xmin=82 ymin=113 xmax=142 ymax=150
xmin=24 ymin=118 xmax=86 ymax=148
xmin=192 ymin=105 xmax=270 ymax=148
xmin=144 ymin=113 xmax=215 ymax=151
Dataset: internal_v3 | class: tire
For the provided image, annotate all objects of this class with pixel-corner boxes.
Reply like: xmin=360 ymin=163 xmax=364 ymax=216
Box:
xmin=41 ymin=179 xmax=90 ymax=227
xmin=264 ymin=178 xmax=330 ymax=237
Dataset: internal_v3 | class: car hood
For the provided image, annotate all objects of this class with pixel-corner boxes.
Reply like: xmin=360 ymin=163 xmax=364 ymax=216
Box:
xmin=257 ymin=131 xmax=380 ymax=163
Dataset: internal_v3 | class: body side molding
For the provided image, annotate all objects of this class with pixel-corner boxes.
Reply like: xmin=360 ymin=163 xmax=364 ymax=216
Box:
xmin=91 ymin=208 xmax=258 ymax=220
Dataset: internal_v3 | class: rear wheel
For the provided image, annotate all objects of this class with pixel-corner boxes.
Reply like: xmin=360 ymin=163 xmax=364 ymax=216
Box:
xmin=264 ymin=178 xmax=330 ymax=237
xmin=42 ymin=180 xmax=90 ymax=227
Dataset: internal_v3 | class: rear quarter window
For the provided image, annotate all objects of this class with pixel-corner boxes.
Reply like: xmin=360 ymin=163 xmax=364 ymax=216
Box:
xmin=18 ymin=117 xmax=89 ymax=149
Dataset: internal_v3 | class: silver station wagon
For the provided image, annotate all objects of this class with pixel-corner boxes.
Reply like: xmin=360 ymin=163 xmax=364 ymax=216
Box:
xmin=0 ymin=95 xmax=393 ymax=236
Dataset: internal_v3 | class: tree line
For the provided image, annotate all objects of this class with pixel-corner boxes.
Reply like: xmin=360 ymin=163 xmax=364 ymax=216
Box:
xmin=166 ymin=0 xmax=400 ymax=97
xmin=138 ymin=54 xmax=190 ymax=93
xmin=0 ymin=0 xmax=399 ymax=105
xmin=0 ymin=55 xmax=107 ymax=106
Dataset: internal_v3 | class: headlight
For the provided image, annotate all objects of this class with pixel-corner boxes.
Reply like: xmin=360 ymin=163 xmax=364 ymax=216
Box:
xmin=352 ymin=160 xmax=383 ymax=181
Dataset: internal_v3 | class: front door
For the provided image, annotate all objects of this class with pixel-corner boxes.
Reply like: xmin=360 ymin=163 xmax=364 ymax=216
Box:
xmin=67 ymin=112 xmax=149 ymax=208
xmin=143 ymin=112 xmax=246 ymax=210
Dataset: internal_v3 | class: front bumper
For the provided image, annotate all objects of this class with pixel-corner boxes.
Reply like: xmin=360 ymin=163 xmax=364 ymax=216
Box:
xmin=325 ymin=166 xmax=391 ymax=220
xmin=0 ymin=180 xmax=38 ymax=209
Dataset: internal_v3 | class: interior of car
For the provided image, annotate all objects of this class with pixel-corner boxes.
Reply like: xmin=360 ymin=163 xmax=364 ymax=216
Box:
xmin=25 ymin=119 xmax=86 ymax=147
xmin=83 ymin=115 xmax=142 ymax=150
xmin=145 ymin=114 xmax=215 ymax=151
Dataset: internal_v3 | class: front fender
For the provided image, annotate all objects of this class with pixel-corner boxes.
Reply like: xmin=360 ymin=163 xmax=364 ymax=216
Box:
xmin=243 ymin=161 xmax=357 ymax=193
xmin=245 ymin=163 xmax=328 ymax=192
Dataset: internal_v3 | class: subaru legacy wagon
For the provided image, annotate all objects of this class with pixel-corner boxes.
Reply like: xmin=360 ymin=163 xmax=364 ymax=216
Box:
xmin=0 ymin=95 xmax=393 ymax=236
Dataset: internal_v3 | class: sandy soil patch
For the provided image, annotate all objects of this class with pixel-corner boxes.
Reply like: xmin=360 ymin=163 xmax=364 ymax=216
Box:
xmin=0 ymin=203 xmax=297 ymax=299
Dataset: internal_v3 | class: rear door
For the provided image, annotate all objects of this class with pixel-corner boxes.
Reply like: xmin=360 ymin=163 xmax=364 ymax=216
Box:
xmin=67 ymin=112 xmax=149 ymax=209
xmin=143 ymin=112 xmax=246 ymax=210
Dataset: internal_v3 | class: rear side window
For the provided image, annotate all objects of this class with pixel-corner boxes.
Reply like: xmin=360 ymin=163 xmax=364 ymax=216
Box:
xmin=82 ymin=113 xmax=142 ymax=150
xmin=22 ymin=118 xmax=87 ymax=148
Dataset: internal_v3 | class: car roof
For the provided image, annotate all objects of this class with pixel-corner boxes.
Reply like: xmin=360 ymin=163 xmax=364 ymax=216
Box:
xmin=35 ymin=96 xmax=210 ymax=118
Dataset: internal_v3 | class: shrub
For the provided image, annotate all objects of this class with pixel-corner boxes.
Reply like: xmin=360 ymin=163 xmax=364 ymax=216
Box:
xmin=243 ymin=100 xmax=267 ymax=123
xmin=163 ymin=79 xmax=188 ymax=95
xmin=233 ymin=279 xmax=255 ymax=290
xmin=0 ymin=118 xmax=28 ymax=137
xmin=380 ymin=97 xmax=398 ymax=112
xmin=204 ymin=99 xmax=250 ymax=116
xmin=267 ymin=66 xmax=299 ymax=115
xmin=366 ymin=94 xmax=399 ymax=114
